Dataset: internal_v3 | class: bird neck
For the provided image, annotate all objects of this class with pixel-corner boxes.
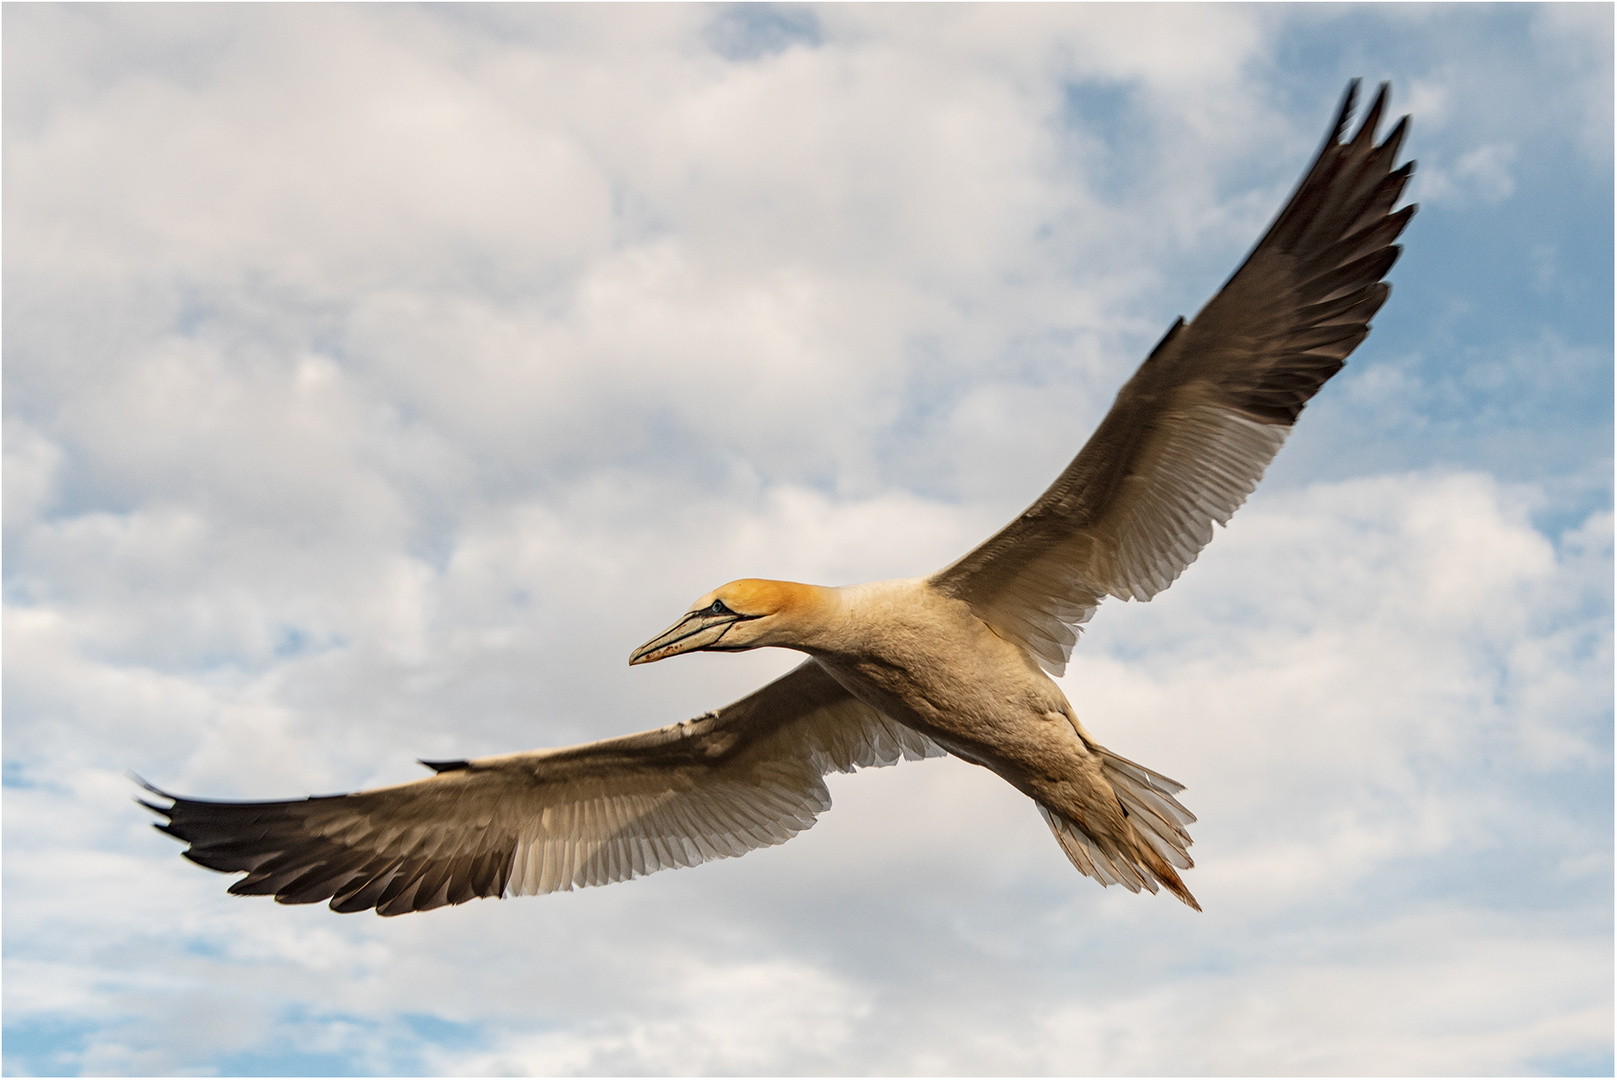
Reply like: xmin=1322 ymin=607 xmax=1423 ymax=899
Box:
xmin=728 ymin=578 xmax=842 ymax=650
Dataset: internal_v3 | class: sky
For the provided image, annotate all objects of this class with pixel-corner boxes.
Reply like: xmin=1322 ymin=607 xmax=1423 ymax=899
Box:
xmin=2 ymin=3 xmax=1611 ymax=1076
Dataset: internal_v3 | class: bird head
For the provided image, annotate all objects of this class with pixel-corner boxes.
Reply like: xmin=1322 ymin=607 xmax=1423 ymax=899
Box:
xmin=629 ymin=579 xmax=824 ymax=665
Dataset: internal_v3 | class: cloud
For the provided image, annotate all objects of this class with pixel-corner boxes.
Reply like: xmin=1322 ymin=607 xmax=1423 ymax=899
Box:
xmin=4 ymin=4 xmax=1609 ymax=1076
xmin=7 ymin=469 xmax=1608 ymax=1074
xmin=1418 ymin=141 xmax=1519 ymax=206
xmin=1531 ymin=4 xmax=1615 ymax=165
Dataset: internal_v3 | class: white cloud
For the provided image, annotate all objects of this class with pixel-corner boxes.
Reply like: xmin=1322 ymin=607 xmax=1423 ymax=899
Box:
xmin=438 ymin=958 xmax=870 ymax=1076
xmin=7 ymin=468 xmax=1607 ymax=1074
xmin=1531 ymin=4 xmax=1615 ymax=164
xmin=3 ymin=4 xmax=1608 ymax=1077
xmin=1418 ymin=141 xmax=1519 ymax=206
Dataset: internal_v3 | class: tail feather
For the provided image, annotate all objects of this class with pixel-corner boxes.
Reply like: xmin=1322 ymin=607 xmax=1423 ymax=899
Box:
xmin=1038 ymin=804 xmax=1150 ymax=893
xmin=1097 ymin=745 xmax=1196 ymax=871
xmin=1039 ymin=748 xmax=1201 ymax=911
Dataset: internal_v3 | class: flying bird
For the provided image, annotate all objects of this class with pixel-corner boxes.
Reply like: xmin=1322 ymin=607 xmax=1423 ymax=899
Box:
xmin=141 ymin=82 xmax=1415 ymax=916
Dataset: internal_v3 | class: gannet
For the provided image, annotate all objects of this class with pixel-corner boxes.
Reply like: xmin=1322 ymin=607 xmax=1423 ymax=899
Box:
xmin=141 ymin=82 xmax=1415 ymax=916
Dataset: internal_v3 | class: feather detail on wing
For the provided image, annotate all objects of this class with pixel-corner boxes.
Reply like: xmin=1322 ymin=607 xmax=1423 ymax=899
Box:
xmin=140 ymin=661 xmax=942 ymax=916
xmin=931 ymin=81 xmax=1415 ymax=674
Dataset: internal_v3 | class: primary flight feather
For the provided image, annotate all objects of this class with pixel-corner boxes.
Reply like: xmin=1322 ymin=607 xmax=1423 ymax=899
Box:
xmin=141 ymin=81 xmax=1414 ymax=916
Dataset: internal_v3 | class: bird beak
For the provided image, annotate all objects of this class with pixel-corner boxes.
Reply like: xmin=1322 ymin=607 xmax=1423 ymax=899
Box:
xmin=629 ymin=610 xmax=744 ymax=666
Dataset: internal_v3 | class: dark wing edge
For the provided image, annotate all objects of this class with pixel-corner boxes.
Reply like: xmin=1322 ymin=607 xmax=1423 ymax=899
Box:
xmin=931 ymin=80 xmax=1415 ymax=675
xmin=138 ymin=661 xmax=942 ymax=917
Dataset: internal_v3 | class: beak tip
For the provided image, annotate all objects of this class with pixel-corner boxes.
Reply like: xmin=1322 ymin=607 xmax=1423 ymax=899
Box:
xmin=629 ymin=611 xmax=736 ymax=668
xmin=629 ymin=644 xmax=667 ymax=666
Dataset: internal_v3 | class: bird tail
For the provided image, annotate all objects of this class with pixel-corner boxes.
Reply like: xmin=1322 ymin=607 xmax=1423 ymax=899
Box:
xmin=1038 ymin=746 xmax=1201 ymax=911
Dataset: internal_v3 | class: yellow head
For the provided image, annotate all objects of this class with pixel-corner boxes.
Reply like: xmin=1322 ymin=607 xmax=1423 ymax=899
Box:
xmin=629 ymin=579 xmax=828 ymax=665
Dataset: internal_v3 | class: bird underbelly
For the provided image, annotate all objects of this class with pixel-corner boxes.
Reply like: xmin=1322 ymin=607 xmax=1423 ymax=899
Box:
xmin=812 ymin=654 xmax=1084 ymax=789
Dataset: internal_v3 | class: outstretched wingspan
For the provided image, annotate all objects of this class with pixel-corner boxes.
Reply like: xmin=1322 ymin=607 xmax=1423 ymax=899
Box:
xmin=932 ymin=81 xmax=1415 ymax=674
xmin=142 ymin=661 xmax=942 ymax=916
xmin=142 ymin=81 xmax=1416 ymax=917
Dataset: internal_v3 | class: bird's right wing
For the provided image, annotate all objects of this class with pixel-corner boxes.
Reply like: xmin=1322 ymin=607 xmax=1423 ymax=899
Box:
xmin=931 ymin=82 xmax=1414 ymax=674
xmin=141 ymin=660 xmax=942 ymax=916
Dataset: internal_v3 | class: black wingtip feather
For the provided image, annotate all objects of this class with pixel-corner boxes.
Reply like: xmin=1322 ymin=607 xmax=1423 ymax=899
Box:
xmin=1303 ymin=245 xmax=1403 ymax=304
xmin=1331 ymin=79 xmax=1360 ymax=143
xmin=130 ymin=774 xmax=174 ymax=803
xmin=1378 ymin=113 xmax=1410 ymax=161
xmin=1348 ymin=81 xmax=1388 ymax=151
xmin=134 ymin=772 xmax=519 ymax=917
xmin=1261 ymin=83 xmax=1413 ymax=341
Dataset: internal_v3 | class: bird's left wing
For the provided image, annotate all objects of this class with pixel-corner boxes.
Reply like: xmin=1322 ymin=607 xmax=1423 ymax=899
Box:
xmin=930 ymin=81 xmax=1415 ymax=675
xmin=141 ymin=660 xmax=942 ymax=916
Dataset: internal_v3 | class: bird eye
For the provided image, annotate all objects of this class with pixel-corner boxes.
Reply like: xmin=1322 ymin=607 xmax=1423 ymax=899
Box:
xmin=708 ymin=599 xmax=732 ymax=615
